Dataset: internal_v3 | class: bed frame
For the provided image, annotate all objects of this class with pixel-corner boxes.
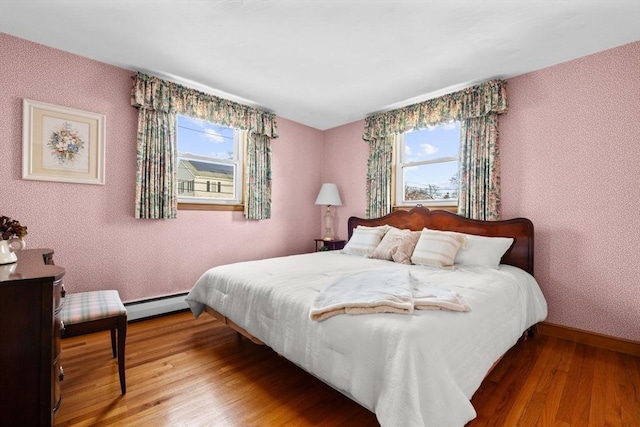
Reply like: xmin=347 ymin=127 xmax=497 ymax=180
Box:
xmin=348 ymin=207 xmax=534 ymax=275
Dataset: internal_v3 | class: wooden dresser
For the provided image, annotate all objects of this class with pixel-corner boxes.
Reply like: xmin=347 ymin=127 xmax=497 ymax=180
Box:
xmin=0 ymin=248 xmax=65 ymax=426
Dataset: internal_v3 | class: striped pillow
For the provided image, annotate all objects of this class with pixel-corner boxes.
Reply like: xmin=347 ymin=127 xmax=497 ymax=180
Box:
xmin=411 ymin=228 xmax=466 ymax=268
xmin=342 ymin=226 xmax=388 ymax=257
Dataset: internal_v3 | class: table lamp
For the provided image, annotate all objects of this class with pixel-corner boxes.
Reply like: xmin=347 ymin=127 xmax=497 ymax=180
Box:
xmin=315 ymin=183 xmax=342 ymax=241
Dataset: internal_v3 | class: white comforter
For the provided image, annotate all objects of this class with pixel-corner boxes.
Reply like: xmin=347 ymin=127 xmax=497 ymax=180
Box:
xmin=186 ymin=251 xmax=548 ymax=427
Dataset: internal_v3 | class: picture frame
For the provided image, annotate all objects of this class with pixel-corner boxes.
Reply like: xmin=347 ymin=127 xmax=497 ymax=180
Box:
xmin=23 ymin=99 xmax=105 ymax=185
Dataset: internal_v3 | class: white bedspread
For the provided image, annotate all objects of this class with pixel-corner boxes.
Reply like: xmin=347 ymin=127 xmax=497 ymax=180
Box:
xmin=186 ymin=251 xmax=547 ymax=427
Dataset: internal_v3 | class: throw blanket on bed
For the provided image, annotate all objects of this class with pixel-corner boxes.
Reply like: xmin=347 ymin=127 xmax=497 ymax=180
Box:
xmin=413 ymin=281 xmax=471 ymax=312
xmin=310 ymin=269 xmax=414 ymax=321
xmin=310 ymin=268 xmax=470 ymax=321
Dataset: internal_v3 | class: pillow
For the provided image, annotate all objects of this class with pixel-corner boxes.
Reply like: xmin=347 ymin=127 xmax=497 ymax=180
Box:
xmin=454 ymin=234 xmax=514 ymax=269
xmin=391 ymin=231 xmax=421 ymax=265
xmin=369 ymin=228 xmax=417 ymax=262
xmin=342 ymin=226 xmax=388 ymax=257
xmin=362 ymin=224 xmax=391 ymax=233
xmin=411 ymin=228 xmax=466 ymax=268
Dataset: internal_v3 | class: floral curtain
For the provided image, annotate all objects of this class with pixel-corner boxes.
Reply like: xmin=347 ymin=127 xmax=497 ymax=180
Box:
xmin=134 ymin=108 xmax=177 ymax=219
xmin=458 ymin=115 xmax=501 ymax=220
xmin=244 ymin=132 xmax=272 ymax=220
xmin=131 ymin=72 xmax=278 ymax=219
xmin=365 ymin=135 xmax=395 ymax=219
xmin=362 ymin=80 xmax=506 ymax=219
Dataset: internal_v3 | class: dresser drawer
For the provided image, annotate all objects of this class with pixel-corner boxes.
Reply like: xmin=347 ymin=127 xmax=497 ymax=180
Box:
xmin=53 ymin=313 xmax=62 ymax=357
xmin=53 ymin=279 xmax=64 ymax=313
xmin=52 ymin=359 xmax=63 ymax=414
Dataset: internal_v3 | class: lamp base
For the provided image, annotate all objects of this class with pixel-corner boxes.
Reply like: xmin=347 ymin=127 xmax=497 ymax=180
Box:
xmin=322 ymin=205 xmax=335 ymax=241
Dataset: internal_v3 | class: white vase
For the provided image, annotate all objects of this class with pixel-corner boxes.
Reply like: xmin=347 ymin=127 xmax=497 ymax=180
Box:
xmin=0 ymin=238 xmax=25 ymax=265
xmin=0 ymin=262 xmax=16 ymax=280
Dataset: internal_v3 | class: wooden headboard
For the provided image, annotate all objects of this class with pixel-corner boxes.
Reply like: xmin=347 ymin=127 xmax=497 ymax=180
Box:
xmin=347 ymin=208 xmax=534 ymax=275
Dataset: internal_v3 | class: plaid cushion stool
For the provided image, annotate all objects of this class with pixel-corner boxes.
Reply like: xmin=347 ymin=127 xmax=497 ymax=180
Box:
xmin=60 ymin=290 xmax=127 ymax=394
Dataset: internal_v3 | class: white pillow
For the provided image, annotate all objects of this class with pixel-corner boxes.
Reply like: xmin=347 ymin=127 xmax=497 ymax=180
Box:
xmin=342 ymin=226 xmax=388 ymax=257
xmin=454 ymin=234 xmax=514 ymax=269
xmin=411 ymin=228 xmax=466 ymax=268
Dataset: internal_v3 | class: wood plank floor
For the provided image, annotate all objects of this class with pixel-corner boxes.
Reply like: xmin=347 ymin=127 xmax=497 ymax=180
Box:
xmin=54 ymin=311 xmax=640 ymax=427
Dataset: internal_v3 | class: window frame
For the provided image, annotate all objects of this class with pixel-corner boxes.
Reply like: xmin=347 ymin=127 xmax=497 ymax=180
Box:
xmin=394 ymin=123 xmax=461 ymax=208
xmin=176 ymin=115 xmax=245 ymax=210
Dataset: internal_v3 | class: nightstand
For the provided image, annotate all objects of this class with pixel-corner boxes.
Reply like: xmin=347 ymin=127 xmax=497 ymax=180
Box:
xmin=314 ymin=239 xmax=346 ymax=252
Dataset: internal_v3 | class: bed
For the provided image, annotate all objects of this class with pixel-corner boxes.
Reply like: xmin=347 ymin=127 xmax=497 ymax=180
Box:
xmin=186 ymin=207 xmax=548 ymax=426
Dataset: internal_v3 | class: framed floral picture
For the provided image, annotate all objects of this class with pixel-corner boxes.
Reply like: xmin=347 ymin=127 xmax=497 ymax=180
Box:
xmin=22 ymin=99 xmax=105 ymax=185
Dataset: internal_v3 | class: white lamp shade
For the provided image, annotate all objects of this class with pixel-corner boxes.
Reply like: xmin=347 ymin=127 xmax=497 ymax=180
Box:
xmin=315 ymin=183 xmax=342 ymax=206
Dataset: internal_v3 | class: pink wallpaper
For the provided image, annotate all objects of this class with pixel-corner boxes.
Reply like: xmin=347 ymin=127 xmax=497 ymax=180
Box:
xmin=0 ymin=33 xmax=324 ymax=303
xmin=499 ymin=41 xmax=640 ymax=342
xmin=325 ymin=42 xmax=640 ymax=342
xmin=321 ymin=120 xmax=369 ymax=239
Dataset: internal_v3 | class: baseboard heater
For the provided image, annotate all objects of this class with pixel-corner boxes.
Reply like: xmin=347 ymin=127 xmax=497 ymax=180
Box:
xmin=125 ymin=293 xmax=190 ymax=321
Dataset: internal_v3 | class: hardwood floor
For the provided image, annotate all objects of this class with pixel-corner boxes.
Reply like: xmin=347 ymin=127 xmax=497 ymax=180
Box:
xmin=55 ymin=311 xmax=640 ymax=427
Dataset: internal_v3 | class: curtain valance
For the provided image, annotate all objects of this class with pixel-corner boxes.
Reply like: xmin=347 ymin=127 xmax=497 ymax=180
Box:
xmin=362 ymin=79 xmax=506 ymax=140
xmin=131 ymin=72 xmax=279 ymax=138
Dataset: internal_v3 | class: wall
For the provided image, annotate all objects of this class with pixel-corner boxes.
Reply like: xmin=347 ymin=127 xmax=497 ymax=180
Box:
xmin=321 ymin=120 xmax=368 ymax=240
xmin=500 ymin=41 xmax=640 ymax=342
xmin=0 ymin=33 xmax=324 ymax=303
xmin=324 ymin=42 xmax=639 ymax=342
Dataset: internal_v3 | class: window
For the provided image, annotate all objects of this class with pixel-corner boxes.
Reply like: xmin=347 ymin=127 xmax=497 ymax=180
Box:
xmin=176 ymin=115 xmax=243 ymax=206
xmin=395 ymin=121 xmax=460 ymax=206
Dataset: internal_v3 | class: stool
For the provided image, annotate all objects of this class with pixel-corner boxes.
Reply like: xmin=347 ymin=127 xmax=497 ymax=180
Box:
xmin=60 ymin=290 xmax=127 ymax=394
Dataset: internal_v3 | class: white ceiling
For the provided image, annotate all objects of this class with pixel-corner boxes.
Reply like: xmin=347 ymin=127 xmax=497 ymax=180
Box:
xmin=1 ymin=1 xmax=639 ymax=130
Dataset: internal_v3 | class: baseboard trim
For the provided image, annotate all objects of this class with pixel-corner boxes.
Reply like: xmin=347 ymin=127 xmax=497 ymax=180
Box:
xmin=538 ymin=322 xmax=640 ymax=357
xmin=125 ymin=293 xmax=190 ymax=322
